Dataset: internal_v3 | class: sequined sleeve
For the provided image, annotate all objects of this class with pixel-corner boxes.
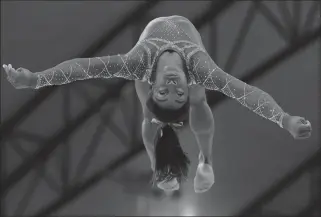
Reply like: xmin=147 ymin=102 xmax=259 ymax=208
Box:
xmin=34 ymin=43 xmax=148 ymax=89
xmin=190 ymin=52 xmax=287 ymax=128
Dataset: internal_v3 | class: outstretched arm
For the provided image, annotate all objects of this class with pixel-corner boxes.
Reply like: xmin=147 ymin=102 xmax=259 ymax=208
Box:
xmin=34 ymin=44 xmax=148 ymax=89
xmin=3 ymin=43 xmax=148 ymax=89
xmin=191 ymin=52 xmax=287 ymax=128
xmin=190 ymin=52 xmax=312 ymax=139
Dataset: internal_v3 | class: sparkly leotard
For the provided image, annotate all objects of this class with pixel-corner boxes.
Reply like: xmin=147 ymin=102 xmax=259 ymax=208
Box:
xmin=35 ymin=16 xmax=287 ymax=127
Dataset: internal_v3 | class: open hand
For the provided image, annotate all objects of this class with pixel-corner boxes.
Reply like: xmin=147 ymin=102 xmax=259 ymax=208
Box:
xmin=2 ymin=64 xmax=35 ymax=89
xmin=284 ymin=115 xmax=312 ymax=139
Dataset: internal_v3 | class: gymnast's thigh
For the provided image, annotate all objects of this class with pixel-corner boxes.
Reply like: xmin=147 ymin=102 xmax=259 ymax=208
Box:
xmin=138 ymin=17 xmax=167 ymax=41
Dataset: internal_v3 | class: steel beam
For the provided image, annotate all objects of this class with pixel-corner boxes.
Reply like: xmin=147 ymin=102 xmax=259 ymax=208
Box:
xmin=238 ymin=148 xmax=321 ymax=216
xmin=207 ymin=25 xmax=321 ymax=106
xmin=1 ymin=80 xmax=128 ymax=194
xmin=224 ymin=2 xmax=257 ymax=72
xmin=193 ymin=0 xmax=236 ymax=29
xmin=34 ymin=144 xmax=145 ymax=217
xmin=255 ymin=1 xmax=289 ymax=41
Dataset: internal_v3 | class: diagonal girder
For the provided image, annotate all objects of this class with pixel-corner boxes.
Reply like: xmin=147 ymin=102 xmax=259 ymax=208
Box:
xmin=1 ymin=80 xmax=128 ymax=194
xmin=238 ymin=148 xmax=321 ymax=216
xmin=277 ymin=1 xmax=293 ymax=34
xmin=303 ymin=1 xmax=321 ymax=31
xmin=292 ymin=1 xmax=302 ymax=37
xmin=193 ymin=0 xmax=236 ymax=29
xmin=14 ymin=171 xmax=42 ymax=216
xmin=0 ymin=0 xmax=161 ymax=144
xmin=8 ymin=140 xmax=61 ymax=194
xmin=1 ymin=0 xmax=235 ymax=196
xmin=254 ymin=1 xmax=289 ymax=41
xmin=207 ymin=25 xmax=321 ymax=106
xmin=60 ymin=85 xmax=71 ymax=189
xmin=72 ymin=105 xmax=121 ymax=181
xmin=296 ymin=195 xmax=321 ymax=216
xmin=34 ymin=144 xmax=145 ymax=217
xmin=224 ymin=1 xmax=258 ymax=72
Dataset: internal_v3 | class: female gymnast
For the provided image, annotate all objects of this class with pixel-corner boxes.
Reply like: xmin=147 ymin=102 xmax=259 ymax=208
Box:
xmin=3 ymin=15 xmax=312 ymax=193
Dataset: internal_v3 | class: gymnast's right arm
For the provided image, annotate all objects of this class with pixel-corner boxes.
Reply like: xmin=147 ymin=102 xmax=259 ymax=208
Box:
xmin=3 ymin=43 xmax=148 ymax=89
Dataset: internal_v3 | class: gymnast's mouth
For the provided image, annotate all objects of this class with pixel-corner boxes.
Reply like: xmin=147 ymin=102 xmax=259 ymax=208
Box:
xmin=165 ymin=73 xmax=179 ymax=78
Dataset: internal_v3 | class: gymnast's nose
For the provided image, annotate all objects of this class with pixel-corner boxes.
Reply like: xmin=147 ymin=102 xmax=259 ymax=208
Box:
xmin=166 ymin=79 xmax=178 ymax=85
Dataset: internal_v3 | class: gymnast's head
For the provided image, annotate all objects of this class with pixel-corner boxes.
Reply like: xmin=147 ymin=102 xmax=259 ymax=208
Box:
xmin=147 ymin=65 xmax=190 ymax=123
xmin=150 ymin=55 xmax=189 ymax=111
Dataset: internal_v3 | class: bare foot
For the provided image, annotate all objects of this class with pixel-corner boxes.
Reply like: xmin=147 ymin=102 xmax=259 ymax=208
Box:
xmin=157 ymin=178 xmax=180 ymax=191
xmin=194 ymin=163 xmax=214 ymax=193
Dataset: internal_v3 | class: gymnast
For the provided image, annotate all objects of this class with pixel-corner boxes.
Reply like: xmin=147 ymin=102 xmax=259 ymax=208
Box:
xmin=3 ymin=15 xmax=312 ymax=193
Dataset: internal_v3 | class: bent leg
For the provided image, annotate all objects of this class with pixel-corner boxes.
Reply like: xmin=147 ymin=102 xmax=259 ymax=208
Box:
xmin=189 ymin=100 xmax=215 ymax=165
xmin=141 ymin=120 xmax=157 ymax=171
xmin=189 ymin=100 xmax=215 ymax=193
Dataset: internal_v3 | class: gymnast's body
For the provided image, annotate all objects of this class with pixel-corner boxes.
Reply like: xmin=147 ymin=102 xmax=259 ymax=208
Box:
xmin=3 ymin=16 xmax=312 ymax=193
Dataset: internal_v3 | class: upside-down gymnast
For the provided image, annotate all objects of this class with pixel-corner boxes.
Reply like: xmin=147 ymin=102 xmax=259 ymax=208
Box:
xmin=3 ymin=15 xmax=312 ymax=193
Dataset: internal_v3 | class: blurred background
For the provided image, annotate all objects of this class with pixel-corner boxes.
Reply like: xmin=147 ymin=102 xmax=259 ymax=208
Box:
xmin=1 ymin=0 xmax=320 ymax=216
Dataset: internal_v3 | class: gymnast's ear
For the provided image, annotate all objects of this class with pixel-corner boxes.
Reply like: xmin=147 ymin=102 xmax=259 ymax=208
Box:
xmin=148 ymin=86 xmax=157 ymax=101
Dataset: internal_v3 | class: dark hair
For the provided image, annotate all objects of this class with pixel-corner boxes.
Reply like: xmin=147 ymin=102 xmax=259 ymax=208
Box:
xmin=146 ymin=94 xmax=190 ymax=184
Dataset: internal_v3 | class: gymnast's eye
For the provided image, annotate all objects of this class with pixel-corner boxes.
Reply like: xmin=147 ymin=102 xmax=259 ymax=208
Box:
xmin=176 ymin=88 xmax=184 ymax=96
xmin=177 ymin=91 xmax=184 ymax=96
xmin=158 ymin=90 xmax=167 ymax=96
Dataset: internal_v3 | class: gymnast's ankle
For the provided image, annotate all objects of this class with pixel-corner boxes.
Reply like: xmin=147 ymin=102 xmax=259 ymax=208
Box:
xmin=198 ymin=152 xmax=212 ymax=166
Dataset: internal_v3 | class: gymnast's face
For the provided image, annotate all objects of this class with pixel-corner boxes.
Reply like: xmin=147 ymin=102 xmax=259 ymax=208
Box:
xmin=152 ymin=65 xmax=189 ymax=110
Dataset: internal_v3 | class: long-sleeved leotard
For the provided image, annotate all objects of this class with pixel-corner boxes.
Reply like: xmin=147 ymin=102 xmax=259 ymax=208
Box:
xmin=35 ymin=44 xmax=149 ymax=89
xmin=34 ymin=15 xmax=287 ymax=127
xmin=188 ymin=51 xmax=286 ymax=128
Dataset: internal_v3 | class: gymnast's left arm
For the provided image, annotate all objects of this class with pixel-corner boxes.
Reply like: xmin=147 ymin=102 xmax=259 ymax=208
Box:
xmin=191 ymin=52 xmax=312 ymax=139
xmin=2 ymin=43 xmax=148 ymax=89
